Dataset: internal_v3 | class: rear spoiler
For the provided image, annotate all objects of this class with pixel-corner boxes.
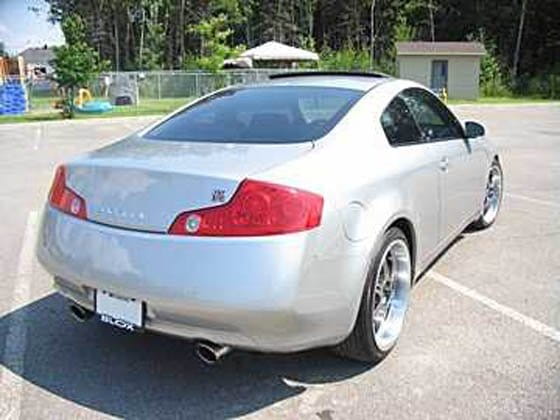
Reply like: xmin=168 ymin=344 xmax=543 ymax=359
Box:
xmin=269 ymin=71 xmax=391 ymax=80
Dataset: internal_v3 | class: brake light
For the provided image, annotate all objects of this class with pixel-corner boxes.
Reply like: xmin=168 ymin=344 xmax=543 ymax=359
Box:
xmin=48 ymin=166 xmax=87 ymax=219
xmin=169 ymin=179 xmax=323 ymax=236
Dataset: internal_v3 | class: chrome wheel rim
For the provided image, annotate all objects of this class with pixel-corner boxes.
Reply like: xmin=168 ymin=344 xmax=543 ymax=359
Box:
xmin=372 ymin=239 xmax=411 ymax=351
xmin=482 ymin=165 xmax=502 ymax=225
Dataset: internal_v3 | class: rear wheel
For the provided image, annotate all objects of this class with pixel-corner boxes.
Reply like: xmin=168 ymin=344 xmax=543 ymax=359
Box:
xmin=471 ymin=160 xmax=503 ymax=230
xmin=334 ymin=227 xmax=412 ymax=363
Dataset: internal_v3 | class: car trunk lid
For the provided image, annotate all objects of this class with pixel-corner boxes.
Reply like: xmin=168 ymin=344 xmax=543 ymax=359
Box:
xmin=65 ymin=136 xmax=313 ymax=232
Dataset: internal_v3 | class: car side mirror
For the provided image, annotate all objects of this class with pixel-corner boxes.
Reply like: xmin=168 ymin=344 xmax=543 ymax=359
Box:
xmin=465 ymin=121 xmax=485 ymax=139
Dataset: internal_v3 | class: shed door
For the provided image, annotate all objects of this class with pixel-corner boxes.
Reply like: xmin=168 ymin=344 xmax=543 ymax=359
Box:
xmin=430 ymin=60 xmax=448 ymax=93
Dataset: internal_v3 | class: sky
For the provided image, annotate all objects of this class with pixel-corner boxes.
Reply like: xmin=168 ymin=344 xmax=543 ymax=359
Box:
xmin=0 ymin=0 xmax=64 ymax=53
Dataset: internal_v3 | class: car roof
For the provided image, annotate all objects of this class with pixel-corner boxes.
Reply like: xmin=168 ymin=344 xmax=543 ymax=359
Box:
xmin=256 ymin=71 xmax=392 ymax=92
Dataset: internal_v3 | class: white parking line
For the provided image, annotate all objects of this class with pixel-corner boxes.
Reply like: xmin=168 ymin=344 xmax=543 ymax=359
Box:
xmin=505 ymin=192 xmax=560 ymax=209
xmin=429 ymin=271 xmax=560 ymax=344
xmin=0 ymin=211 xmax=39 ymax=420
xmin=33 ymin=126 xmax=42 ymax=151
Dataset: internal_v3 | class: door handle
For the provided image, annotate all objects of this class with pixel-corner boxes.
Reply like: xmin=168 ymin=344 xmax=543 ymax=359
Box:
xmin=439 ymin=157 xmax=449 ymax=171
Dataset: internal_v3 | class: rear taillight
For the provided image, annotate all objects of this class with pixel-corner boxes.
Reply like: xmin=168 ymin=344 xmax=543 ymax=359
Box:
xmin=168 ymin=179 xmax=323 ymax=236
xmin=48 ymin=166 xmax=87 ymax=219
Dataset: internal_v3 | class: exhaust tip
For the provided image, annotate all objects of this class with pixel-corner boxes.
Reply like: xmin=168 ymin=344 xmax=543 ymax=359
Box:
xmin=195 ymin=342 xmax=231 ymax=365
xmin=69 ymin=304 xmax=93 ymax=323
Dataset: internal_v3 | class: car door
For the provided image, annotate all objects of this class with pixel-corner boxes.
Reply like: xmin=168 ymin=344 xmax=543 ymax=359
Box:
xmin=401 ymin=88 xmax=482 ymax=243
xmin=380 ymin=94 xmax=441 ymax=267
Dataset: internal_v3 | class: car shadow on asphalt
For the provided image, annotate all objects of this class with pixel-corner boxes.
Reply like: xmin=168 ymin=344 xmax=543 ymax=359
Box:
xmin=415 ymin=233 xmax=465 ymax=286
xmin=0 ymin=293 xmax=370 ymax=418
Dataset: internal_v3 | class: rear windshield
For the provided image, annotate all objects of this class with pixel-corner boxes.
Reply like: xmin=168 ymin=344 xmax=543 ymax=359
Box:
xmin=144 ymin=86 xmax=363 ymax=143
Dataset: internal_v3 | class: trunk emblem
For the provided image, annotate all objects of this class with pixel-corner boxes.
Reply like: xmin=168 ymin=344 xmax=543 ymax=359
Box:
xmin=212 ymin=189 xmax=226 ymax=203
xmin=185 ymin=214 xmax=201 ymax=233
xmin=97 ymin=207 xmax=145 ymax=221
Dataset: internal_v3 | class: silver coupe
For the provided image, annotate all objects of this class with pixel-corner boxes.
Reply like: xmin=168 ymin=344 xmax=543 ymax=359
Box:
xmin=37 ymin=72 xmax=503 ymax=364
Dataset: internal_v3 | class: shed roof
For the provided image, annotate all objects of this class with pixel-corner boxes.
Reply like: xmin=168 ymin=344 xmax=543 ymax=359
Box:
xmin=396 ymin=42 xmax=486 ymax=56
xmin=240 ymin=41 xmax=319 ymax=61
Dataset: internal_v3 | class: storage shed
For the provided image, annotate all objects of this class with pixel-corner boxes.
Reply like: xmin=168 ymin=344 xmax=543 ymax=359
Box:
xmin=396 ymin=42 xmax=486 ymax=100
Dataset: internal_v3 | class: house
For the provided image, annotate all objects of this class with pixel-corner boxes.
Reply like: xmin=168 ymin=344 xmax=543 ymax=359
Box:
xmin=19 ymin=45 xmax=55 ymax=77
xmin=396 ymin=42 xmax=486 ymax=100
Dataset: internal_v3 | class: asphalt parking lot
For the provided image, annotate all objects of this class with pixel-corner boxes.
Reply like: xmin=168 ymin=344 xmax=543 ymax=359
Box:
xmin=0 ymin=104 xmax=559 ymax=419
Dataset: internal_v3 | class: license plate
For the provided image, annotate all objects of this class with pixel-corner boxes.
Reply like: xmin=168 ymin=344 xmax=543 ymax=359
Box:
xmin=96 ymin=290 xmax=143 ymax=331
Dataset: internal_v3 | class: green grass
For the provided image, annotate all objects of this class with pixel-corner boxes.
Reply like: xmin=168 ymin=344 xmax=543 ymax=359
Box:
xmin=107 ymin=98 xmax=195 ymax=116
xmin=2 ymin=95 xmax=558 ymax=124
xmin=29 ymin=96 xmax=59 ymax=108
xmin=0 ymin=97 xmax=194 ymax=124
xmin=0 ymin=112 xmax=62 ymax=124
xmin=448 ymin=96 xmax=560 ymax=105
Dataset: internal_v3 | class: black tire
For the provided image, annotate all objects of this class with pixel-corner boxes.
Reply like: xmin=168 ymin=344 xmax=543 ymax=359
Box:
xmin=334 ymin=227 xmax=411 ymax=363
xmin=470 ymin=160 xmax=503 ymax=230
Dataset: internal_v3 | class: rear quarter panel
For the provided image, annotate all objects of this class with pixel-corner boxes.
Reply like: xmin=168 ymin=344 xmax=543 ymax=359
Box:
xmin=253 ymin=80 xmax=441 ymax=325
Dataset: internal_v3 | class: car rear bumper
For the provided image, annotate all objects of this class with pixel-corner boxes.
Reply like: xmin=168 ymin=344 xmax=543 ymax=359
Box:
xmin=37 ymin=206 xmax=367 ymax=352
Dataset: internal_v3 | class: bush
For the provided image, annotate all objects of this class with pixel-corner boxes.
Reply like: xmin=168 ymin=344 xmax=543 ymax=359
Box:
xmin=320 ymin=48 xmax=370 ymax=71
xmin=480 ymin=44 xmax=511 ymax=97
xmin=319 ymin=47 xmax=396 ymax=75
xmin=514 ymin=73 xmax=560 ymax=99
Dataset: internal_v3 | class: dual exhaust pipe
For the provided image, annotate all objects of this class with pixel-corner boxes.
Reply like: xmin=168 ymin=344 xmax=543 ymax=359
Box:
xmin=69 ymin=303 xmax=94 ymax=322
xmin=69 ymin=303 xmax=231 ymax=364
xmin=194 ymin=341 xmax=231 ymax=365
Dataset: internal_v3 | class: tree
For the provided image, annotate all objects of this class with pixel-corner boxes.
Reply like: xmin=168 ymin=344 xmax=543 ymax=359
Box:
xmin=51 ymin=15 xmax=108 ymax=118
xmin=512 ymin=0 xmax=528 ymax=81
xmin=370 ymin=0 xmax=376 ymax=68
xmin=187 ymin=14 xmax=244 ymax=72
xmin=138 ymin=0 xmax=166 ymax=70
xmin=427 ymin=0 xmax=435 ymax=41
xmin=0 ymin=41 xmax=6 ymax=57
xmin=43 ymin=0 xmax=560 ymax=85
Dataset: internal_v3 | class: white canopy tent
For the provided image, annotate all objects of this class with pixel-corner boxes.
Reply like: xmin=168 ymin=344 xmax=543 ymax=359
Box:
xmin=240 ymin=41 xmax=319 ymax=63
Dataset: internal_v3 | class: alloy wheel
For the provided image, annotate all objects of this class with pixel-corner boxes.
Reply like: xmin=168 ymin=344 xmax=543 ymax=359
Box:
xmin=371 ymin=239 xmax=412 ymax=351
xmin=482 ymin=164 xmax=503 ymax=225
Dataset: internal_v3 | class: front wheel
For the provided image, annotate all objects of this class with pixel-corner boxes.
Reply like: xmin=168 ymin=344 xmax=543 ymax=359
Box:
xmin=471 ymin=160 xmax=503 ymax=230
xmin=334 ymin=227 xmax=412 ymax=363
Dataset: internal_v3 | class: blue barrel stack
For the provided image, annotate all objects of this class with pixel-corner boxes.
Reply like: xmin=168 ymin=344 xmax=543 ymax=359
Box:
xmin=0 ymin=80 xmax=27 ymax=115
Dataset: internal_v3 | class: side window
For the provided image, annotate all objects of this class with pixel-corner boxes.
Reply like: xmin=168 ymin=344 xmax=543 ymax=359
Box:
xmin=401 ymin=88 xmax=464 ymax=141
xmin=380 ymin=96 xmax=423 ymax=146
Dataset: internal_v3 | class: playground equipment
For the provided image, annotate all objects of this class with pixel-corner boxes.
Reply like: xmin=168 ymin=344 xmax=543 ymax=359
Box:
xmin=440 ymin=87 xmax=448 ymax=103
xmin=109 ymin=73 xmax=138 ymax=105
xmin=0 ymin=56 xmax=28 ymax=115
xmin=74 ymin=87 xmax=112 ymax=113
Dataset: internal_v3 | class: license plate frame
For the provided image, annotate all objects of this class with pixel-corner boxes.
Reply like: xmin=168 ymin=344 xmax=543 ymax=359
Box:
xmin=95 ymin=290 xmax=144 ymax=331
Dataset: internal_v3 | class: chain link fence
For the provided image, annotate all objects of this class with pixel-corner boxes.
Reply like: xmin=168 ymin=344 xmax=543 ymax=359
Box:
xmin=20 ymin=69 xmax=560 ymax=113
xmin=26 ymin=69 xmax=288 ymax=112
xmin=131 ymin=69 xmax=281 ymax=100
